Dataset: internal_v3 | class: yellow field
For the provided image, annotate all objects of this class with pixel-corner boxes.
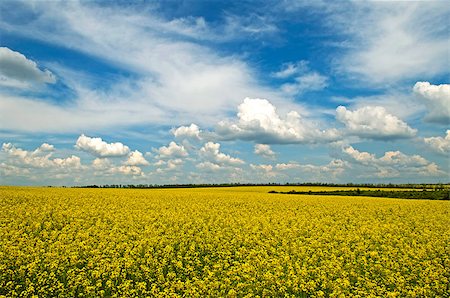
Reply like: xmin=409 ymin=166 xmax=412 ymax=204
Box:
xmin=0 ymin=187 xmax=449 ymax=297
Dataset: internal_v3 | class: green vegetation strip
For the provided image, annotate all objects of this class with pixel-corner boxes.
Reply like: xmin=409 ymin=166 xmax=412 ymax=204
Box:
xmin=269 ymin=189 xmax=450 ymax=200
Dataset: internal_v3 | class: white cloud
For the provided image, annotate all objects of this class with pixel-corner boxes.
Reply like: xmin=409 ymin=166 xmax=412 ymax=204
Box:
xmin=92 ymin=158 xmax=112 ymax=170
xmin=342 ymin=145 xmax=443 ymax=178
xmin=0 ymin=2 xmax=286 ymax=132
xmin=424 ymin=130 xmax=450 ymax=155
xmin=254 ymin=144 xmax=275 ymax=159
xmin=155 ymin=158 xmax=184 ymax=173
xmin=27 ymin=143 xmax=55 ymax=156
xmin=334 ymin=91 xmax=423 ymax=121
xmin=343 ymin=146 xmax=375 ymax=165
xmin=271 ymin=60 xmax=309 ymax=79
xmin=344 ymin=145 xmax=431 ymax=168
xmin=91 ymin=157 xmax=144 ymax=176
xmin=378 ymin=151 xmax=428 ymax=167
xmin=0 ymin=94 xmax=166 ymax=133
xmin=272 ymin=60 xmax=328 ymax=95
xmin=413 ymin=82 xmax=450 ymax=124
xmin=125 ymin=150 xmax=149 ymax=166
xmin=2 ymin=142 xmax=81 ymax=169
xmin=172 ymin=124 xmax=201 ymax=140
xmin=200 ymin=142 xmax=244 ymax=166
xmin=0 ymin=47 xmax=56 ymax=88
xmin=36 ymin=143 xmax=55 ymax=152
xmin=222 ymin=13 xmax=278 ymax=37
xmin=156 ymin=141 xmax=188 ymax=159
xmin=112 ymin=165 xmax=143 ymax=176
xmin=196 ymin=161 xmax=222 ymax=171
xmin=75 ymin=134 xmax=130 ymax=157
xmin=281 ymin=72 xmax=328 ymax=95
xmin=314 ymin=159 xmax=347 ymax=177
xmin=0 ymin=163 xmax=31 ymax=177
xmin=336 ymin=106 xmax=417 ymax=140
xmin=275 ymin=159 xmax=347 ymax=178
xmin=216 ymin=98 xmax=339 ymax=144
xmin=336 ymin=2 xmax=450 ymax=84
xmin=145 ymin=13 xmax=277 ymax=42
xmin=250 ymin=164 xmax=273 ymax=172
xmin=167 ymin=159 xmax=183 ymax=169
xmin=52 ymin=155 xmax=82 ymax=168
xmin=275 ymin=162 xmax=301 ymax=171
xmin=154 ymin=160 xmax=166 ymax=167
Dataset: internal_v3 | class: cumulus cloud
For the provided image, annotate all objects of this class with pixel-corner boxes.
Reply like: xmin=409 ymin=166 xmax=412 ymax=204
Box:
xmin=314 ymin=159 xmax=347 ymax=177
xmin=125 ymin=150 xmax=149 ymax=166
xmin=0 ymin=47 xmax=56 ymax=88
xmin=344 ymin=145 xmax=429 ymax=167
xmin=196 ymin=161 xmax=222 ymax=171
xmin=0 ymin=163 xmax=31 ymax=177
xmin=154 ymin=160 xmax=166 ymax=167
xmin=342 ymin=145 xmax=442 ymax=178
xmin=172 ymin=124 xmax=202 ymax=140
xmin=52 ymin=156 xmax=82 ymax=168
xmin=336 ymin=106 xmax=417 ymax=140
xmin=155 ymin=158 xmax=184 ymax=172
xmin=378 ymin=151 xmax=428 ymax=167
xmin=0 ymin=142 xmax=89 ymax=185
xmin=156 ymin=141 xmax=188 ymax=159
xmin=275 ymin=159 xmax=347 ymax=178
xmin=36 ymin=143 xmax=55 ymax=152
xmin=200 ymin=142 xmax=244 ymax=166
xmin=342 ymin=146 xmax=375 ymax=165
xmin=27 ymin=143 xmax=55 ymax=156
xmin=254 ymin=144 xmax=275 ymax=159
xmin=167 ymin=159 xmax=183 ymax=169
xmin=413 ymin=82 xmax=450 ymax=124
xmin=92 ymin=158 xmax=112 ymax=170
xmin=75 ymin=134 xmax=130 ymax=157
xmin=216 ymin=98 xmax=339 ymax=144
xmin=247 ymin=159 xmax=348 ymax=181
xmin=112 ymin=165 xmax=143 ymax=176
xmin=2 ymin=142 xmax=81 ymax=169
xmin=275 ymin=162 xmax=301 ymax=171
xmin=424 ymin=130 xmax=450 ymax=155
xmin=250 ymin=164 xmax=273 ymax=172
xmin=91 ymin=156 xmax=144 ymax=176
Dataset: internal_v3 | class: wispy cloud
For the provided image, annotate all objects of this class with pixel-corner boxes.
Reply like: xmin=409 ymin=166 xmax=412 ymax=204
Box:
xmin=0 ymin=1 xmax=285 ymax=132
xmin=332 ymin=2 xmax=450 ymax=85
xmin=1 ymin=1 xmax=449 ymax=185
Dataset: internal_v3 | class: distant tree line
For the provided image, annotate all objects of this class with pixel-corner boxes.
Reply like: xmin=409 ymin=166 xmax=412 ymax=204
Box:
xmin=268 ymin=189 xmax=450 ymax=200
xmin=70 ymin=182 xmax=449 ymax=190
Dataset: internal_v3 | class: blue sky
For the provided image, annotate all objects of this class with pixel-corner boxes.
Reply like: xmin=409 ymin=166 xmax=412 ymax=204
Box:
xmin=0 ymin=0 xmax=449 ymax=185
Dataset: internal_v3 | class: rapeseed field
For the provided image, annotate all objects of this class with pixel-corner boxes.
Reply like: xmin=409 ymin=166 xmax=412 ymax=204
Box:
xmin=0 ymin=186 xmax=449 ymax=297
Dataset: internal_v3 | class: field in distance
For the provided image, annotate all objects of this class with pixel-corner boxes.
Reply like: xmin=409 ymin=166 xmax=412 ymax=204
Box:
xmin=1 ymin=186 xmax=449 ymax=297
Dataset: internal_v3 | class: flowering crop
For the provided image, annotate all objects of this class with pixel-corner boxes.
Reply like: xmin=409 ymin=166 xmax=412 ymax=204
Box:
xmin=0 ymin=186 xmax=449 ymax=297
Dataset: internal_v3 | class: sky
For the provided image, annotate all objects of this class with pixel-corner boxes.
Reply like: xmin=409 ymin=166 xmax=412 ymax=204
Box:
xmin=0 ymin=0 xmax=449 ymax=186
